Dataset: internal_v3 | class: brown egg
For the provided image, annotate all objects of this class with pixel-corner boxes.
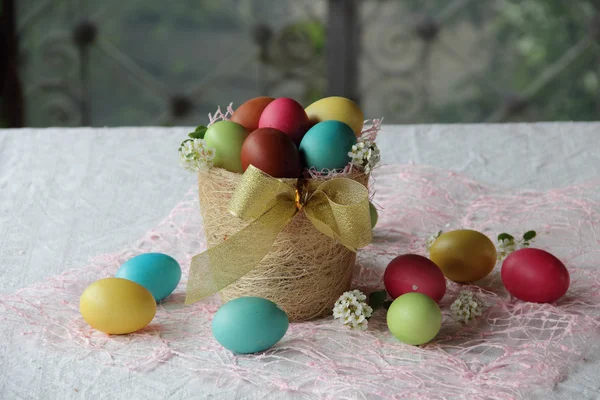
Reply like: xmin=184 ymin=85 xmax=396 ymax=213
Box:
xmin=230 ymin=97 xmax=275 ymax=132
xmin=241 ymin=128 xmax=302 ymax=178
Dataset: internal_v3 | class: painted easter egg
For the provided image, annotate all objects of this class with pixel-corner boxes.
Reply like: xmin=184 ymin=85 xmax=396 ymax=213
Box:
xmin=386 ymin=292 xmax=442 ymax=345
xmin=212 ymin=297 xmax=289 ymax=354
xmin=501 ymin=248 xmax=570 ymax=303
xmin=305 ymin=96 xmax=364 ymax=136
xmin=80 ymin=278 xmax=156 ymax=334
xmin=230 ymin=96 xmax=275 ymax=132
xmin=258 ymin=98 xmax=311 ymax=145
xmin=298 ymin=120 xmax=356 ymax=171
xmin=429 ymin=229 xmax=497 ymax=283
xmin=204 ymin=120 xmax=249 ymax=173
xmin=241 ymin=128 xmax=302 ymax=178
xmin=115 ymin=253 xmax=181 ymax=302
xmin=369 ymin=202 xmax=378 ymax=229
xmin=384 ymin=254 xmax=446 ymax=302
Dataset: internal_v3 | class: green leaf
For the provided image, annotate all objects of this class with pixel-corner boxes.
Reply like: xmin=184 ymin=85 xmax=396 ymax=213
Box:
xmin=497 ymin=233 xmax=514 ymax=242
xmin=188 ymin=125 xmax=207 ymax=139
xmin=383 ymin=300 xmax=393 ymax=310
xmin=523 ymin=230 xmax=537 ymax=241
xmin=368 ymin=290 xmax=388 ymax=311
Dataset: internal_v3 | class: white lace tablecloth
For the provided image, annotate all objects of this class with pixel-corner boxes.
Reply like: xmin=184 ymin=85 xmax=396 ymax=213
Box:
xmin=0 ymin=123 xmax=599 ymax=399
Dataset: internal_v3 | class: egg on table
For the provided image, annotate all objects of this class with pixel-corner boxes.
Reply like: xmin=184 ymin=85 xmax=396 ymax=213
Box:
xmin=115 ymin=252 xmax=181 ymax=302
xmin=212 ymin=297 xmax=289 ymax=354
xmin=80 ymin=278 xmax=156 ymax=334
xmin=304 ymin=96 xmax=364 ymax=137
xmin=204 ymin=120 xmax=249 ymax=173
xmin=299 ymin=120 xmax=357 ymax=171
xmin=384 ymin=254 xmax=446 ymax=303
xmin=429 ymin=229 xmax=497 ymax=283
xmin=369 ymin=202 xmax=378 ymax=229
xmin=230 ymin=96 xmax=275 ymax=132
xmin=241 ymin=128 xmax=302 ymax=178
xmin=386 ymin=292 xmax=442 ymax=345
xmin=258 ymin=98 xmax=311 ymax=145
xmin=501 ymin=248 xmax=570 ymax=303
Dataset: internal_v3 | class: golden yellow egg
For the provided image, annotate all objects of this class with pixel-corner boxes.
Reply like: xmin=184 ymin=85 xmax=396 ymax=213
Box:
xmin=429 ymin=229 xmax=497 ymax=283
xmin=305 ymin=96 xmax=364 ymax=136
xmin=79 ymin=278 xmax=157 ymax=334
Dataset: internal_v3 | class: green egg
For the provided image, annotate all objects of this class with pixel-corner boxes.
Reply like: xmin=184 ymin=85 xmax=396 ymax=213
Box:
xmin=369 ymin=202 xmax=378 ymax=229
xmin=204 ymin=121 xmax=249 ymax=173
xmin=386 ymin=292 xmax=442 ymax=345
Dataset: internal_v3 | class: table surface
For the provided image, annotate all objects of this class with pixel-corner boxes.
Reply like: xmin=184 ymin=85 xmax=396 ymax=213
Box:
xmin=1 ymin=122 xmax=599 ymax=399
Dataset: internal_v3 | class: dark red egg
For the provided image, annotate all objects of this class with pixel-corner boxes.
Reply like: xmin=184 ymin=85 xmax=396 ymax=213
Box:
xmin=384 ymin=254 xmax=446 ymax=303
xmin=258 ymin=98 xmax=311 ymax=145
xmin=230 ymin=97 xmax=274 ymax=132
xmin=501 ymin=248 xmax=570 ymax=303
xmin=241 ymin=128 xmax=302 ymax=178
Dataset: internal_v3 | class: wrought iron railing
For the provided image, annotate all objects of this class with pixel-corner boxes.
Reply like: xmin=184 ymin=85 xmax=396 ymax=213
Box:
xmin=6 ymin=0 xmax=600 ymax=127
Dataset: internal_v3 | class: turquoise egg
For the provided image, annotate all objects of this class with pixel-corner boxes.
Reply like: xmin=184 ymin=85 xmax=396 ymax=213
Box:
xmin=298 ymin=120 xmax=357 ymax=171
xmin=212 ymin=297 xmax=289 ymax=354
xmin=115 ymin=253 xmax=181 ymax=302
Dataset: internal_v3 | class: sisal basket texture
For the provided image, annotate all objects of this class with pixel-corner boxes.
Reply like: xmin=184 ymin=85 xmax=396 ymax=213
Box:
xmin=197 ymin=167 xmax=369 ymax=321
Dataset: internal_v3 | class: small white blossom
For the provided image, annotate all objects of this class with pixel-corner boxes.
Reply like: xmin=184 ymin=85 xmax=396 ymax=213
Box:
xmin=497 ymin=238 xmax=517 ymax=261
xmin=426 ymin=230 xmax=443 ymax=254
xmin=349 ymin=139 xmax=381 ymax=174
xmin=451 ymin=290 xmax=484 ymax=324
xmin=333 ymin=289 xmax=373 ymax=331
xmin=179 ymin=138 xmax=216 ymax=172
xmin=497 ymin=232 xmax=536 ymax=261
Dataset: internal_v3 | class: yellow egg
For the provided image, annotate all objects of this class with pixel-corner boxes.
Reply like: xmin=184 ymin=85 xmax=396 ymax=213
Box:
xmin=79 ymin=278 xmax=156 ymax=334
xmin=429 ymin=229 xmax=497 ymax=283
xmin=305 ymin=96 xmax=364 ymax=136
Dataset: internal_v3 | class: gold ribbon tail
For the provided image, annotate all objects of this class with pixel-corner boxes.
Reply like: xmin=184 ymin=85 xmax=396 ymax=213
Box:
xmin=185 ymin=200 xmax=296 ymax=304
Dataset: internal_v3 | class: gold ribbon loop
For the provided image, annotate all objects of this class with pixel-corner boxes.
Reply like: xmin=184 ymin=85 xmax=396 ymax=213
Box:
xmin=185 ymin=165 xmax=372 ymax=304
xmin=304 ymin=178 xmax=372 ymax=252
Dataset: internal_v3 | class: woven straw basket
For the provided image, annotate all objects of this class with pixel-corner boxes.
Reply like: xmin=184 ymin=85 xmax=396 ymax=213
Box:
xmin=197 ymin=167 xmax=369 ymax=321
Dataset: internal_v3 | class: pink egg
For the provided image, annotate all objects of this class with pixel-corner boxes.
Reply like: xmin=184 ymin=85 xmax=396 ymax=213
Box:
xmin=258 ymin=98 xmax=311 ymax=145
xmin=383 ymin=254 xmax=446 ymax=303
xmin=501 ymin=248 xmax=570 ymax=303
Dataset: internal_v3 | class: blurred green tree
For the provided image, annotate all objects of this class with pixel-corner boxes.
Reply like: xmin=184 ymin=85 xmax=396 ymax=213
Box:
xmin=423 ymin=0 xmax=600 ymax=122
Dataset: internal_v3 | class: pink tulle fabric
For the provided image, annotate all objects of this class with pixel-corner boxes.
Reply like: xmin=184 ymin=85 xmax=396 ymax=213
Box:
xmin=1 ymin=164 xmax=599 ymax=399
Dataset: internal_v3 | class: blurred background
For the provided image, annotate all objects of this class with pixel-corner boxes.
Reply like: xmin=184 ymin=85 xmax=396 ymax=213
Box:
xmin=2 ymin=0 xmax=600 ymax=127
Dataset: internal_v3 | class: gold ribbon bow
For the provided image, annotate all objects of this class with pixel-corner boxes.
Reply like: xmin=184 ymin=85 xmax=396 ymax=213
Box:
xmin=185 ymin=165 xmax=372 ymax=304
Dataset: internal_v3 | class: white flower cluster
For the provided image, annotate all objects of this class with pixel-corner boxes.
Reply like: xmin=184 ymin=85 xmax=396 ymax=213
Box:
xmin=179 ymin=139 xmax=216 ymax=172
xmin=497 ymin=238 xmax=519 ymax=261
xmin=333 ymin=289 xmax=373 ymax=331
xmin=348 ymin=139 xmax=381 ymax=174
xmin=451 ymin=290 xmax=484 ymax=324
xmin=497 ymin=234 xmax=535 ymax=261
xmin=426 ymin=230 xmax=443 ymax=254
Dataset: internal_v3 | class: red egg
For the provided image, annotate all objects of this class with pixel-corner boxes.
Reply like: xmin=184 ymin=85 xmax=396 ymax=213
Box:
xmin=258 ymin=98 xmax=311 ymax=145
xmin=241 ymin=128 xmax=302 ymax=178
xmin=230 ymin=97 xmax=274 ymax=132
xmin=501 ymin=248 xmax=570 ymax=303
xmin=384 ymin=254 xmax=446 ymax=303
